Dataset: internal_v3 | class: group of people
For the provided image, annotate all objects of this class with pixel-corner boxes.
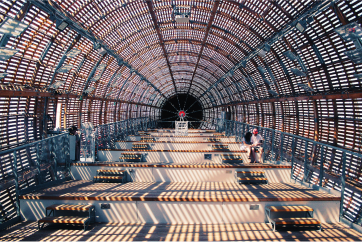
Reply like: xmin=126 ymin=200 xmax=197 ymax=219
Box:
xmin=241 ymin=128 xmax=263 ymax=163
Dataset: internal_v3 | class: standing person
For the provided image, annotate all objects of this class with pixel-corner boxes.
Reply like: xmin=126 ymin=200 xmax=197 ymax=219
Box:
xmin=69 ymin=126 xmax=80 ymax=161
xmin=247 ymin=128 xmax=263 ymax=163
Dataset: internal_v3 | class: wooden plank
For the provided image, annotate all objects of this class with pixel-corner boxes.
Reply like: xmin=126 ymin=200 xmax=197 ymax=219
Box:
xmin=38 ymin=216 xmax=89 ymax=224
xmin=272 ymin=217 xmax=320 ymax=225
xmin=267 ymin=206 xmax=313 ymax=212
xmin=93 ymin=176 xmax=123 ymax=179
xmin=97 ymin=170 xmax=125 ymax=173
xmin=46 ymin=204 xmax=94 ymax=211
xmin=237 ymin=177 xmax=268 ymax=181
xmin=236 ymin=171 xmax=265 ymax=174
xmin=20 ymin=195 xmax=341 ymax=202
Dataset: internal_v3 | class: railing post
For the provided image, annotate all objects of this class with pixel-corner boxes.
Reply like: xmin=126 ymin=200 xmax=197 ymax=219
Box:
xmin=340 ymin=151 xmax=347 ymax=221
xmin=95 ymin=127 xmax=99 ymax=156
xmin=35 ymin=143 xmax=42 ymax=184
xmin=226 ymin=121 xmax=229 ymax=136
xmin=319 ymin=146 xmax=325 ymax=187
xmin=224 ymin=120 xmax=228 ymax=135
xmin=279 ymin=133 xmax=284 ymax=164
xmin=114 ymin=122 xmax=117 ymax=144
xmin=227 ymin=121 xmax=230 ymax=136
xmin=271 ymin=130 xmax=275 ymax=163
xmin=236 ymin=122 xmax=240 ymax=142
xmin=51 ymin=137 xmax=58 ymax=180
xmin=290 ymin=137 xmax=296 ymax=180
xmin=12 ymin=151 xmax=20 ymax=217
xmin=303 ymin=140 xmax=308 ymax=183
xmin=63 ymin=135 xmax=68 ymax=169
xmin=262 ymin=127 xmax=267 ymax=163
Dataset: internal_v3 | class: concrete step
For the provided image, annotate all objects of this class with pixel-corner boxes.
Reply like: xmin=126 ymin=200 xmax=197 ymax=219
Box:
xmin=97 ymin=150 xmax=248 ymax=163
xmin=21 ymin=181 xmax=340 ymax=224
xmin=126 ymin=136 xmax=237 ymax=142
xmin=115 ymin=141 xmax=243 ymax=150
xmin=72 ymin=163 xmax=291 ymax=183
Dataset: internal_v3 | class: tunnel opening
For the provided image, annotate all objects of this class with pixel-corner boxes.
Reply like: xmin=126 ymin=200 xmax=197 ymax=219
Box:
xmin=160 ymin=94 xmax=203 ymax=129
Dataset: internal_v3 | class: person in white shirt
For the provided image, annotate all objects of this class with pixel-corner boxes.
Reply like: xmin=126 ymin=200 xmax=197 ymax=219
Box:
xmin=247 ymin=128 xmax=263 ymax=163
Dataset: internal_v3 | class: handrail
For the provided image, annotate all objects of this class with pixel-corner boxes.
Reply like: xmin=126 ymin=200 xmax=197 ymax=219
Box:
xmin=94 ymin=117 xmax=152 ymax=155
xmin=0 ymin=133 xmax=68 ymax=156
xmin=0 ymin=131 xmax=70 ymax=229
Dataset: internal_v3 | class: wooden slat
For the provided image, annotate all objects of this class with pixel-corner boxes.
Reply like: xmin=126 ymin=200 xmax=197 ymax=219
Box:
xmin=236 ymin=171 xmax=265 ymax=174
xmin=46 ymin=204 xmax=94 ymax=211
xmin=237 ymin=177 xmax=268 ymax=181
xmin=94 ymin=176 xmax=123 ymax=179
xmin=267 ymin=206 xmax=313 ymax=212
xmin=38 ymin=216 xmax=89 ymax=224
xmin=97 ymin=170 xmax=125 ymax=173
xmin=272 ymin=218 xmax=321 ymax=225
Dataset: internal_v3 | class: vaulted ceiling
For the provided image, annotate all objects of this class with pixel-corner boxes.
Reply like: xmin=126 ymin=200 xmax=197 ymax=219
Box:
xmin=0 ymin=0 xmax=361 ymax=151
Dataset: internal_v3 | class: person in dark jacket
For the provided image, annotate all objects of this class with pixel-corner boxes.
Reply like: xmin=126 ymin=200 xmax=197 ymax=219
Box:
xmin=69 ymin=126 xmax=80 ymax=161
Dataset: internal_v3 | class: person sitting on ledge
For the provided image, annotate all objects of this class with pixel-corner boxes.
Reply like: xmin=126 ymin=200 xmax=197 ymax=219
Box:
xmin=247 ymin=128 xmax=263 ymax=163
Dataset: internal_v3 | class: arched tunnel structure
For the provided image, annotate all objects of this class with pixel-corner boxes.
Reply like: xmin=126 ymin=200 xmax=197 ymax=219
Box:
xmin=1 ymin=0 xmax=362 ymax=237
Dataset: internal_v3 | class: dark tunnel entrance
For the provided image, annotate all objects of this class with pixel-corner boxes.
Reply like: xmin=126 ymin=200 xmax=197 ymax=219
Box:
xmin=160 ymin=94 xmax=203 ymax=129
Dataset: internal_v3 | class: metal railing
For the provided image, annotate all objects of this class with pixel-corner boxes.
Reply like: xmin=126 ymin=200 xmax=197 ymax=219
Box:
xmin=214 ymin=118 xmax=362 ymax=225
xmin=95 ymin=117 xmax=151 ymax=154
xmin=0 ymin=117 xmax=151 ymax=229
xmin=0 ymin=132 xmax=70 ymax=230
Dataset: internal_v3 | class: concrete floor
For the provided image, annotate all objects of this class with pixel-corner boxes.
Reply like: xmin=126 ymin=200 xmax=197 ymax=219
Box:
xmin=0 ymin=221 xmax=361 ymax=241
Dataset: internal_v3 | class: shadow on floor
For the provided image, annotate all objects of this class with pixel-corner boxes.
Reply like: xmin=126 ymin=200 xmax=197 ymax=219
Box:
xmin=0 ymin=222 xmax=361 ymax=241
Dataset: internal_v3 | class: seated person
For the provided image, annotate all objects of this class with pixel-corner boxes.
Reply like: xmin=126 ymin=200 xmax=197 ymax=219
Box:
xmin=247 ymin=128 xmax=263 ymax=163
